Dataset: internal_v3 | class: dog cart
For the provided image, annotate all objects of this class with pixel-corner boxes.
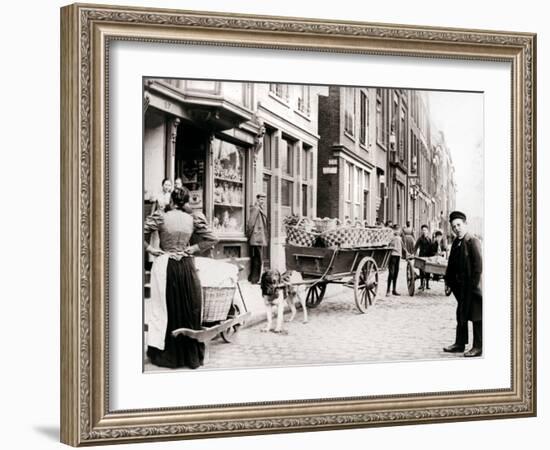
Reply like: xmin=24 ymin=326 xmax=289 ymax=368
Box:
xmin=285 ymin=244 xmax=393 ymax=313
xmin=406 ymin=256 xmax=453 ymax=297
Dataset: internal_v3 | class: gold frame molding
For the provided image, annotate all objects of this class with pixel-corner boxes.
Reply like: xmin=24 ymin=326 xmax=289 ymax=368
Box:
xmin=60 ymin=3 xmax=536 ymax=446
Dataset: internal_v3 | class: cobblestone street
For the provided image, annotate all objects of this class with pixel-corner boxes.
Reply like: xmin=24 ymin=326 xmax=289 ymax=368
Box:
xmin=146 ymin=262 xmax=465 ymax=372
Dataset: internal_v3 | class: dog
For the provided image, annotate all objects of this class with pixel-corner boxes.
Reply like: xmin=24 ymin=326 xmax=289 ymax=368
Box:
xmin=260 ymin=269 xmax=308 ymax=333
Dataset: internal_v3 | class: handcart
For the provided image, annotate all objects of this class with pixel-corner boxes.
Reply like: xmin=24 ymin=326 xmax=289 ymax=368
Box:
xmin=172 ymin=279 xmax=251 ymax=345
xmin=285 ymin=244 xmax=393 ymax=313
xmin=406 ymin=256 xmax=453 ymax=297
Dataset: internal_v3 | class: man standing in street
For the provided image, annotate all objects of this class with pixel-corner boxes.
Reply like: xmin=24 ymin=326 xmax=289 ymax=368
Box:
xmin=414 ymin=224 xmax=433 ymax=290
xmin=246 ymin=192 xmax=268 ymax=284
xmin=443 ymin=211 xmax=483 ymax=357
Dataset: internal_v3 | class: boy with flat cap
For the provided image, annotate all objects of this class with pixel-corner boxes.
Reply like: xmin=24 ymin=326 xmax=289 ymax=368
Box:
xmin=443 ymin=211 xmax=483 ymax=357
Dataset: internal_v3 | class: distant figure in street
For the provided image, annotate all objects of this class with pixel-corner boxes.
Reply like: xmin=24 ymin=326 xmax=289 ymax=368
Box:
xmin=443 ymin=211 xmax=483 ymax=358
xmin=402 ymin=220 xmax=416 ymax=255
xmin=246 ymin=192 xmax=268 ymax=284
xmin=385 ymin=220 xmax=393 ymax=228
xmin=386 ymin=224 xmax=403 ymax=296
xmin=430 ymin=230 xmax=447 ymax=258
xmin=414 ymin=224 xmax=433 ymax=290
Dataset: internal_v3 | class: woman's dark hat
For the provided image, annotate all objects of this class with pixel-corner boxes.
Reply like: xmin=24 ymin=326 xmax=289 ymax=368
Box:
xmin=449 ymin=210 xmax=467 ymax=222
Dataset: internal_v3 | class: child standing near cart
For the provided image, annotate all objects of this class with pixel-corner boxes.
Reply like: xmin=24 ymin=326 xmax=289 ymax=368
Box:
xmin=387 ymin=224 xmax=404 ymax=296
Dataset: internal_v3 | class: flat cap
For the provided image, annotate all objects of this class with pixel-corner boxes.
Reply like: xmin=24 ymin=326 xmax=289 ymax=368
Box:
xmin=449 ymin=210 xmax=467 ymax=222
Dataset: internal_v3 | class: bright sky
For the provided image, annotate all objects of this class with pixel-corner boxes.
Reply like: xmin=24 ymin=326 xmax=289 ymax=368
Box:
xmin=426 ymin=90 xmax=484 ymax=223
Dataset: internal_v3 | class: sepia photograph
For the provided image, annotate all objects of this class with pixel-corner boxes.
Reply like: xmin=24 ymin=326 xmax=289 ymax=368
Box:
xmin=57 ymin=2 xmax=536 ymax=445
xmin=142 ymin=78 xmax=484 ymax=372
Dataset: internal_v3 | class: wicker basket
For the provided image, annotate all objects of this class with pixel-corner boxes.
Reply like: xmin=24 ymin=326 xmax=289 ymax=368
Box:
xmin=319 ymin=226 xmax=363 ymax=248
xmin=359 ymin=227 xmax=394 ymax=246
xmin=201 ymin=286 xmax=235 ymax=322
xmin=285 ymin=217 xmax=318 ymax=247
xmin=286 ymin=225 xmax=319 ymax=247
xmin=319 ymin=226 xmax=394 ymax=248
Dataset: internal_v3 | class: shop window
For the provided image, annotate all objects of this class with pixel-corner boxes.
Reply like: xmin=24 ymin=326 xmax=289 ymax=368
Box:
xmin=212 ymin=139 xmax=245 ymax=235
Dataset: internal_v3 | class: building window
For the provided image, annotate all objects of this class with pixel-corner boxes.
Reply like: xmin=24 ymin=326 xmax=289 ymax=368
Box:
xmin=263 ymin=130 xmax=272 ymax=170
xmin=354 ymin=167 xmax=362 ymax=220
xmin=281 ymin=137 xmax=294 ymax=176
xmin=302 ymin=145 xmax=309 ymax=181
xmin=392 ymin=95 xmax=399 ymax=154
xmin=243 ymin=83 xmax=253 ymax=109
xmin=269 ymin=83 xmax=289 ymax=101
xmin=345 ymin=162 xmax=351 ymax=202
xmin=376 ymin=90 xmax=384 ymax=144
xmin=185 ymin=80 xmax=219 ymax=94
xmin=344 ymin=87 xmax=355 ymax=136
xmin=360 ymin=91 xmax=368 ymax=146
xmin=399 ymin=108 xmax=406 ymax=162
xmin=344 ymin=162 xmax=352 ymax=221
xmin=281 ymin=179 xmax=293 ymax=208
xmin=297 ymin=85 xmax=311 ymax=116
xmin=363 ymin=171 xmax=371 ymax=223
xmin=302 ymin=184 xmax=308 ymax=217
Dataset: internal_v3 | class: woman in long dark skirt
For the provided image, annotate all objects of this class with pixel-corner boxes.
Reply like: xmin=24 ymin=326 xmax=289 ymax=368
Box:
xmin=144 ymin=188 xmax=218 ymax=369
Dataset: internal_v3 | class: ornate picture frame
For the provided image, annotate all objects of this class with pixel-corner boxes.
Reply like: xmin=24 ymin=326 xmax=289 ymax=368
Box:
xmin=60 ymin=3 xmax=536 ymax=446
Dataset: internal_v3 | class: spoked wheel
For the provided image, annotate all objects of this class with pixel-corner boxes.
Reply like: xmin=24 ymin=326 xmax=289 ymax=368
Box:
xmin=220 ymin=304 xmax=242 ymax=343
xmin=306 ymin=282 xmax=327 ymax=308
xmin=407 ymin=259 xmax=416 ymax=297
xmin=354 ymin=257 xmax=379 ymax=313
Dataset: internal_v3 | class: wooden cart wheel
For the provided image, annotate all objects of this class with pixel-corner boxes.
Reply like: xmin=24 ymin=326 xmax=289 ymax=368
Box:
xmin=220 ymin=304 xmax=242 ymax=343
xmin=406 ymin=259 xmax=416 ymax=297
xmin=306 ymin=282 xmax=327 ymax=308
xmin=354 ymin=257 xmax=379 ymax=313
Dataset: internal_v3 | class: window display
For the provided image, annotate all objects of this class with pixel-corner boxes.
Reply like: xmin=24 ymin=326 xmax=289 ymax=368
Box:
xmin=212 ymin=139 xmax=245 ymax=235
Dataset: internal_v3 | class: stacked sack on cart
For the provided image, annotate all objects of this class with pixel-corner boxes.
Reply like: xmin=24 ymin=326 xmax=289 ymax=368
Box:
xmin=283 ymin=215 xmax=393 ymax=248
